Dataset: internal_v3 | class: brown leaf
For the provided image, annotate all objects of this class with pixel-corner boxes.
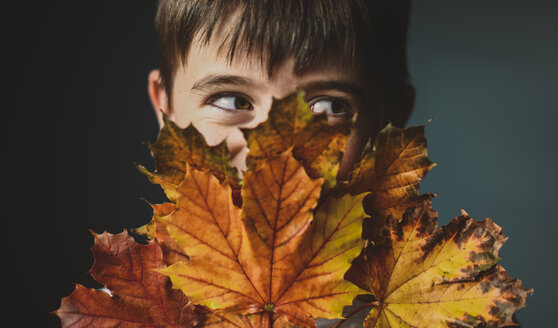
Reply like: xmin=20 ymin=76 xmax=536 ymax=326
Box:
xmin=292 ymin=116 xmax=350 ymax=189
xmin=136 ymin=115 xmax=241 ymax=202
xmin=243 ymin=90 xmax=350 ymax=188
xmin=243 ymin=91 xmax=313 ymax=168
xmin=55 ymin=231 xmax=202 ymax=327
xmin=335 ymin=123 xmax=436 ymax=244
xmin=343 ymin=123 xmax=436 ymax=219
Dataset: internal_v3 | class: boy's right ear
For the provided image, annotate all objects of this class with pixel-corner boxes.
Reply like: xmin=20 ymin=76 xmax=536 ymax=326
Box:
xmin=148 ymin=69 xmax=172 ymax=129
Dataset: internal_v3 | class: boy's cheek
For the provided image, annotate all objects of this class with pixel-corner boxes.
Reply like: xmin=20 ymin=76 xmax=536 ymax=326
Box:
xmin=192 ymin=120 xmax=248 ymax=154
xmin=193 ymin=122 xmax=248 ymax=171
xmin=192 ymin=120 xmax=231 ymax=146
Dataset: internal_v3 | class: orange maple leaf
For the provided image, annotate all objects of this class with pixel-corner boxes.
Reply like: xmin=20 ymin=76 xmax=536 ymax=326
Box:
xmin=157 ymin=149 xmax=368 ymax=327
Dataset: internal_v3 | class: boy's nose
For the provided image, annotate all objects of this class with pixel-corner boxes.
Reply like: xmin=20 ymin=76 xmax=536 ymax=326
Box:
xmin=268 ymin=57 xmax=298 ymax=100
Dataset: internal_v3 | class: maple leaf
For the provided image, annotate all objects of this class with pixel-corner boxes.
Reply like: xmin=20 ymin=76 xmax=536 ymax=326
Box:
xmin=155 ymin=149 xmax=368 ymax=327
xmin=55 ymin=231 xmax=202 ymax=327
xmin=134 ymin=202 xmax=189 ymax=266
xmin=130 ymin=91 xmax=367 ymax=326
xmin=135 ymin=114 xmax=241 ymax=203
xmin=244 ymin=90 xmax=351 ymax=188
xmin=344 ymin=198 xmax=532 ymax=328
xmin=337 ymin=123 xmax=436 ymax=243
xmin=202 ymin=311 xmax=293 ymax=327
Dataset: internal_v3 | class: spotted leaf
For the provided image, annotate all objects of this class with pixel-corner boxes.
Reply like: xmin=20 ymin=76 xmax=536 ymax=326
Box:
xmin=345 ymin=198 xmax=532 ymax=328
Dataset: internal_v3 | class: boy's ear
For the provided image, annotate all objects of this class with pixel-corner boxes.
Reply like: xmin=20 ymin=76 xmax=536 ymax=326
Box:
xmin=385 ymin=84 xmax=415 ymax=128
xmin=148 ymin=69 xmax=172 ymax=129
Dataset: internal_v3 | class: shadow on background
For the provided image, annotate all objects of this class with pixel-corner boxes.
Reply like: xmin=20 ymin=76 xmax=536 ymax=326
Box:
xmin=2 ymin=1 xmax=556 ymax=327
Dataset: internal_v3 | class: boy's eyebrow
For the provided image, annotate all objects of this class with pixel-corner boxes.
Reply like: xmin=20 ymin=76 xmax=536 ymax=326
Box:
xmin=191 ymin=74 xmax=263 ymax=91
xmin=299 ymin=80 xmax=366 ymax=100
xmin=191 ymin=74 xmax=365 ymax=101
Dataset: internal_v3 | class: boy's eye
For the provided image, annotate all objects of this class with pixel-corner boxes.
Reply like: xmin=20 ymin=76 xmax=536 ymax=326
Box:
xmin=309 ymin=98 xmax=354 ymax=118
xmin=207 ymin=94 xmax=253 ymax=111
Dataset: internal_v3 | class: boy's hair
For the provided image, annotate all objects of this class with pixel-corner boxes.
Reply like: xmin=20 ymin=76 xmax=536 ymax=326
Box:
xmin=155 ymin=0 xmax=411 ymax=109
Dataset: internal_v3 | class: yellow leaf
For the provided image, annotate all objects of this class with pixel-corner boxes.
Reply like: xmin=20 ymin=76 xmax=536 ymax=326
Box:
xmin=345 ymin=198 xmax=532 ymax=328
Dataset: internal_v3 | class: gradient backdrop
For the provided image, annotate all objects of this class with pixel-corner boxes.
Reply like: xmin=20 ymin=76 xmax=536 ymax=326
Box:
xmin=2 ymin=1 xmax=556 ymax=327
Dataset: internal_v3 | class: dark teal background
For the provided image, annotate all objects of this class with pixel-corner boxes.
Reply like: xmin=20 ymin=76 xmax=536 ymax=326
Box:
xmin=407 ymin=1 xmax=558 ymax=327
xmin=2 ymin=1 xmax=556 ymax=326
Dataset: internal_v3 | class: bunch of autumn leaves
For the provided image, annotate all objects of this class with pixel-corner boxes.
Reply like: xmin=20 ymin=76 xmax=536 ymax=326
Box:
xmin=56 ymin=92 xmax=531 ymax=328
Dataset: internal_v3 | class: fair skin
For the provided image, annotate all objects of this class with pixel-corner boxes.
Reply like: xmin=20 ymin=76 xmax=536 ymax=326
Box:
xmin=147 ymin=20 xmax=414 ymax=179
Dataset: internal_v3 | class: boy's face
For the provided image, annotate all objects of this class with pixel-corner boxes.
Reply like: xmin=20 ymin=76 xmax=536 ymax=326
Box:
xmin=148 ymin=18 xmax=411 ymax=178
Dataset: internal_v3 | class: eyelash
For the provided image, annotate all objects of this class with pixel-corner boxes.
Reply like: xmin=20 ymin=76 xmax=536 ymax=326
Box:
xmin=205 ymin=92 xmax=255 ymax=113
xmin=205 ymin=92 xmax=355 ymax=117
xmin=308 ymin=97 xmax=355 ymax=117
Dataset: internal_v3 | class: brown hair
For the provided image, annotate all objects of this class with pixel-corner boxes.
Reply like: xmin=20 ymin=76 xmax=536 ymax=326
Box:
xmin=154 ymin=0 xmax=411 ymax=108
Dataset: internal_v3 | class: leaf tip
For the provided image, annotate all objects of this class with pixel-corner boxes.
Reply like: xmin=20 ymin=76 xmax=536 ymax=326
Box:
xmin=161 ymin=110 xmax=172 ymax=124
xmin=134 ymin=162 xmax=154 ymax=177
xmin=88 ymin=228 xmax=101 ymax=238
xmin=138 ymin=196 xmax=152 ymax=207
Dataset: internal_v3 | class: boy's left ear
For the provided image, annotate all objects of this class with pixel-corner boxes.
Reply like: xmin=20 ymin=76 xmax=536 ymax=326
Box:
xmin=386 ymin=84 xmax=415 ymax=128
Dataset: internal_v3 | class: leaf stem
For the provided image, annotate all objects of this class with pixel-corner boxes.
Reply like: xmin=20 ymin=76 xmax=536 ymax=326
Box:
xmin=332 ymin=301 xmax=379 ymax=328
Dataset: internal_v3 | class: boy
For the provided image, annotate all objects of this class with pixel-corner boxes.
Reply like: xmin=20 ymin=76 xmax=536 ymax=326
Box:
xmin=146 ymin=0 xmax=415 ymax=179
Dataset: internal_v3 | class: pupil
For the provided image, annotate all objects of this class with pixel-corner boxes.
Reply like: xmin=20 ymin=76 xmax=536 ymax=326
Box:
xmin=235 ymin=97 xmax=250 ymax=110
xmin=331 ymin=102 xmax=344 ymax=113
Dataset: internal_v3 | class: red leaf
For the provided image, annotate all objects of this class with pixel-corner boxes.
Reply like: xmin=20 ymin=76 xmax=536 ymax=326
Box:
xmin=55 ymin=231 xmax=202 ymax=327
